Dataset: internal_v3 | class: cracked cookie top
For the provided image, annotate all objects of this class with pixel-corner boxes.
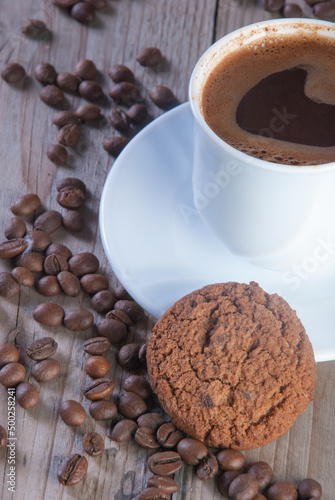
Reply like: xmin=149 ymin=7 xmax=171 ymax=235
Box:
xmin=147 ymin=281 xmax=316 ymax=450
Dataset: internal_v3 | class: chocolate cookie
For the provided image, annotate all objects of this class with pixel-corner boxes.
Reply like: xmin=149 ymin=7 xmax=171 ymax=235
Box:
xmin=147 ymin=282 xmax=316 ymax=450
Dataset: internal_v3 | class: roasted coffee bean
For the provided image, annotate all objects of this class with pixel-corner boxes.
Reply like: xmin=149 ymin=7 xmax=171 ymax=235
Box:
xmin=0 ymin=272 xmax=20 ymax=297
xmin=102 ymin=136 xmax=129 ymax=156
xmin=283 ymin=3 xmax=303 ymax=16
xmin=16 ymin=382 xmax=39 ymax=409
xmin=127 ymin=103 xmax=147 ymax=124
xmin=58 ymin=124 xmax=80 ymax=147
xmin=0 ymin=344 xmax=20 ymax=369
xmin=136 ymin=47 xmax=162 ymax=67
xmin=117 ymin=343 xmax=141 ymax=370
xmin=137 ymin=412 xmax=165 ymax=431
xmin=56 ymin=176 xmax=86 ymax=193
xmin=44 ymin=254 xmax=68 ymax=275
xmin=52 ymin=0 xmax=79 ymax=7
xmin=21 ymin=19 xmax=47 ymax=38
xmin=298 ymin=478 xmax=322 ymax=499
xmin=80 ymin=274 xmax=108 ymax=294
xmin=228 ymin=473 xmax=259 ymax=500
xmin=123 ymin=375 xmax=152 ymax=399
xmin=1 ymin=63 xmax=25 ymax=84
xmin=25 ymin=230 xmax=52 ymax=252
xmin=46 ymin=242 xmax=72 ymax=260
xmin=138 ymin=488 xmax=169 ymax=500
xmin=0 ymin=363 xmax=26 ymax=387
xmin=14 ymin=252 xmax=45 ymax=272
xmin=84 ymin=378 xmax=114 ymax=401
xmin=34 ymin=63 xmax=57 ymax=84
xmin=12 ymin=267 xmax=34 ymax=287
xmin=63 ymin=309 xmax=93 ymax=331
xmin=106 ymin=309 xmax=132 ymax=327
xmin=4 ymin=217 xmax=26 ymax=239
xmin=91 ymin=290 xmax=116 ymax=313
xmin=0 ymin=238 xmax=27 ymax=259
xmin=156 ymin=422 xmax=183 ymax=448
xmin=89 ymin=399 xmax=117 ymax=420
xmin=84 ymin=0 xmax=107 ymax=9
xmin=56 ymin=72 xmax=80 ymax=92
xmin=84 ymin=337 xmax=111 ymax=356
xmin=246 ymin=462 xmax=274 ymax=490
xmin=262 ymin=0 xmax=285 ymax=11
xmin=138 ymin=343 xmax=147 ymax=364
xmin=109 ymin=107 xmax=130 ymax=132
xmin=148 ymin=451 xmax=183 ymax=476
xmin=57 ymin=271 xmax=81 ymax=297
xmin=34 ymin=210 xmax=63 ymax=233
xmin=196 ymin=453 xmax=218 ymax=481
xmin=40 ymin=85 xmax=65 ymax=106
xmin=177 ymin=438 xmax=207 ymax=466
xmin=82 ymin=431 xmax=104 ymax=456
xmin=53 ymin=111 xmax=81 ymax=127
xmin=135 ymin=426 xmax=160 ymax=449
xmin=63 ymin=211 xmax=85 ymax=232
xmin=108 ymin=64 xmax=135 ymax=83
xmin=147 ymin=475 xmax=178 ymax=494
xmin=313 ymin=0 xmax=335 ymax=17
xmin=252 ymin=495 xmax=267 ymax=500
xmin=217 ymin=449 xmax=245 ymax=471
xmin=68 ymin=252 xmax=99 ymax=276
xmin=11 ymin=194 xmax=41 ymax=216
xmin=109 ymin=82 xmax=141 ymax=104
xmin=32 ymin=358 xmax=61 ymax=383
xmin=79 ymin=80 xmax=103 ymax=101
xmin=59 ymin=400 xmax=87 ymax=426
xmin=33 ymin=303 xmax=64 ymax=326
xmin=267 ymin=481 xmax=298 ymax=500
xmin=97 ymin=318 xmax=127 ymax=343
xmin=149 ymin=85 xmax=175 ymax=108
xmin=36 ymin=275 xmax=61 ymax=296
xmin=57 ymin=454 xmax=88 ymax=486
xmin=0 ymin=425 xmax=7 ymax=449
xmin=46 ymin=144 xmax=68 ymax=165
xmin=74 ymin=59 xmax=97 ymax=80
xmin=85 ymin=356 xmax=110 ymax=378
xmin=26 ymin=337 xmax=58 ymax=360
xmin=218 ymin=471 xmax=241 ymax=496
xmin=56 ymin=186 xmax=85 ymax=209
xmin=118 ymin=391 xmax=147 ymax=419
xmin=114 ymin=284 xmax=132 ymax=300
xmin=71 ymin=2 xmax=95 ymax=23
xmin=114 ymin=299 xmax=143 ymax=321
xmin=111 ymin=419 xmax=138 ymax=442
xmin=75 ymin=103 xmax=101 ymax=120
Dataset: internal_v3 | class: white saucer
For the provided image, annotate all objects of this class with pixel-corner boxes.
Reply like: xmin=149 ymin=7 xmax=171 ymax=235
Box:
xmin=100 ymin=103 xmax=335 ymax=362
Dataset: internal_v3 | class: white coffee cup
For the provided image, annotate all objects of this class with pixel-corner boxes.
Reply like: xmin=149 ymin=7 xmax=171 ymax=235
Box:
xmin=189 ymin=19 xmax=335 ymax=270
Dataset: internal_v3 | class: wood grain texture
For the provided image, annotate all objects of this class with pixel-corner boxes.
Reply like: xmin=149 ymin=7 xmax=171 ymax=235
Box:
xmin=0 ymin=0 xmax=334 ymax=499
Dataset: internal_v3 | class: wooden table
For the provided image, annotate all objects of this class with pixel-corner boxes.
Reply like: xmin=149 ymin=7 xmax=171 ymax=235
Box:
xmin=0 ymin=0 xmax=334 ymax=498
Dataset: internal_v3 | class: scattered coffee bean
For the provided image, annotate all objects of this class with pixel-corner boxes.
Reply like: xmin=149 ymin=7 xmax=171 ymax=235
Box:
xmin=147 ymin=475 xmax=178 ymax=494
xmin=228 ymin=473 xmax=259 ymax=500
xmin=85 ymin=356 xmax=110 ymax=378
xmin=148 ymin=451 xmax=183 ymax=476
xmin=59 ymin=400 xmax=87 ymax=426
xmin=57 ymin=454 xmax=88 ymax=486
xmin=84 ymin=0 xmax=107 ymax=9
xmin=262 ymin=0 xmax=285 ymax=11
xmin=12 ymin=267 xmax=34 ymax=287
xmin=57 ymin=270 xmax=81 ymax=296
xmin=91 ymin=290 xmax=116 ymax=313
xmin=218 ymin=471 xmax=241 ymax=496
xmin=0 ymin=272 xmax=20 ymax=297
xmin=246 ymin=462 xmax=274 ymax=490
xmin=80 ymin=274 xmax=108 ymax=294
xmin=283 ymin=3 xmax=303 ymax=16
xmin=313 ymin=0 xmax=335 ymax=17
xmin=32 ymin=358 xmax=61 ymax=383
xmin=21 ymin=19 xmax=47 ymax=38
xmin=123 ymin=375 xmax=152 ymax=399
xmin=217 ymin=449 xmax=245 ymax=471
xmin=11 ymin=194 xmax=41 ymax=216
xmin=138 ymin=488 xmax=169 ymax=500
xmin=135 ymin=426 xmax=160 ymax=449
xmin=14 ymin=252 xmax=45 ymax=272
xmin=26 ymin=337 xmax=58 ymax=360
xmin=63 ymin=211 xmax=85 ymax=232
xmin=56 ymin=177 xmax=86 ymax=193
xmin=33 ymin=303 xmax=65 ymax=326
xmin=97 ymin=317 xmax=128 ymax=343
xmin=4 ymin=217 xmax=26 ymax=239
xmin=156 ymin=422 xmax=183 ymax=448
xmin=109 ymin=82 xmax=141 ymax=104
xmin=40 ymin=85 xmax=65 ymax=106
xmin=16 ymin=382 xmax=39 ymax=409
xmin=89 ymin=399 xmax=117 ymax=420
xmin=68 ymin=252 xmax=99 ymax=276
xmin=109 ymin=107 xmax=130 ymax=132
xmin=46 ymin=242 xmax=72 ymax=260
xmin=149 ymin=85 xmax=175 ymax=108
xmin=82 ymin=431 xmax=104 ymax=456
xmin=84 ymin=337 xmax=111 ymax=356
xmin=252 ymin=495 xmax=267 ymax=500
xmin=75 ymin=103 xmax=101 ymax=120
xmin=58 ymin=124 xmax=81 ymax=147
xmin=71 ymin=2 xmax=96 ymax=23
xmin=0 ymin=344 xmax=20 ymax=369
xmin=177 ymin=438 xmax=207 ymax=466
xmin=298 ymin=478 xmax=322 ymax=499
xmin=106 ymin=309 xmax=132 ymax=327
xmin=1 ymin=63 xmax=25 ymax=84
xmin=108 ymin=64 xmax=135 ymax=83
xmin=74 ymin=59 xmax=97 ymax=80
xmin=52 ymin=0 xmax=79 ymax=7
xmin=111 ymin=419 xmax=138 ymax=441
xmin=34 ymin=63 xmax=57 ymax=85
xmin=114 ymin=299 xmax=143 ymax=321
xmin=267 ymin=481 xmax=298 ymax=500
xmin=117 ymin=343 xmax=141 ymax=370
xmin=25 ymin=230 xmax=52 ymax=252
xmin=118 ymin=391 xmax=147 ymax=419
xmin=136 ymin=47 xmax=163 ymax=67
xmin=0 ymin=238 xmax=28 ymax=259
xmin=137 ymin=412 xmax=165 ymax=431
xmin=34 ymin=210 xmax=63 ymax=233
xmin=0 ymin=425 xmax=7 ymax=449
xmin=102 ymin=136 xmax=129 ymax=156
xmin=44 ymin=254 xmax=68 ymax=275
xmin=63 ymin=309 xmax=94 ymax=331
xmin=138 ymin=343 xmax=147 ymax=364
xmin=53 ymin=111 xmax=81 ymax=127
xmin=56 ymin=72 xmax=80 ymax=92
xmin=46 ymin=144 xmax=68 ymax=165
xmin=84 ymin=377 xmax=114 ymax=401
xmin=0 ymin=362 xmax=26 ymax=387
xmin=196 ymin=453 xmax=218 ymax=481
xmin=56 ymin=186 xmax=85 ymax=209
xmin=114 ymin=284 xmax=132 ymax=300
xmin=36 ymin=275 xmax=62 ymax=296
xmin=127 ymin=103 xmax=147 ymax=124
xmin=79 ymin=80 xmax=103 ymax=101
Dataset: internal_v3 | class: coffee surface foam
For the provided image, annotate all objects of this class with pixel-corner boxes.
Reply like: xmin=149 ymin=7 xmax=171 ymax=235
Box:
xmin=201 ymin=25 xmax=335 ymax=165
